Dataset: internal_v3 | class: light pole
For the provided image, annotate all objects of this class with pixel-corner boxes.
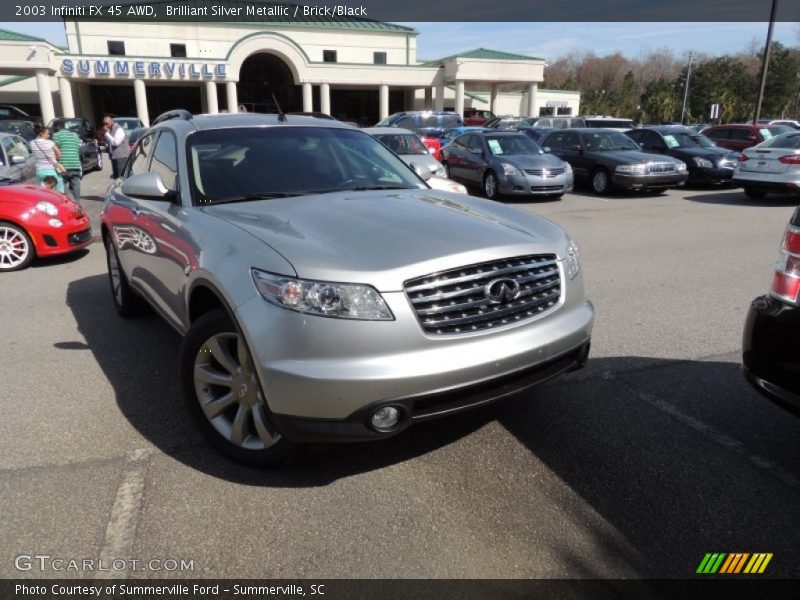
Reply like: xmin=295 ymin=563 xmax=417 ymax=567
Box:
xmin=753 ymin=0 xmax=779 ymax=124
xmin=680 ymin=52 xmax=694 ymax=125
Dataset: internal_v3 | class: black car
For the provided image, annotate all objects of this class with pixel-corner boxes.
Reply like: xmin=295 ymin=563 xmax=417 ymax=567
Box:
xmin=540 ymin=128 xmax=688 ymax=195
xmin=743 ymin=206 xmax=800 ymax=415
xmin=626 ymin=126 xmax=739 ymax=185
xmin=48 ymin=117 xmax=101 ymax=172
xmin=517 ymin=126 xmax=557 ymax=144
xmin=0 ymin=119 xmax=35 ymax=141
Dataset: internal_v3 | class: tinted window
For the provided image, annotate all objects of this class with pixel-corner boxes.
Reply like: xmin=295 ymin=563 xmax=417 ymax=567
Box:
xmin=729 ymin=128 xmax=753 ymax=141
xmin=584 ymin=119 xmax=637 ymax=129
xmin=150 ymin=132 xmax=178 ymax=190
xmin=544 ymin=131 xmax=567 ymax=150
xmin=394 ymin=116 xmax=414 ymax=129
xmin=1 ymin=135 xmax=28 ymax=158
xmin=127 ymin=133 xmax=155 ymax=177
xmin=466 ymin=135 xmax=483 ymax=153
xmin=452 ymin=134 xmax=470 ymax=150
xmin=374 ymin=133 xmax=427 ymax=155
xmin=705 ymin=128 xmax=729 ymax=140
xmin=562 ymin=131 xmax=581 ymax=149
xmin=580 ymin=131 xmax=639 ymax=151
xmin=440 ymin=115 xmax=462 ymax=129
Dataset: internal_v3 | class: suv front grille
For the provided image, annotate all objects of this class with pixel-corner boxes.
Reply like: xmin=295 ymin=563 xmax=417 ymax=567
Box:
xmin=405 ymin=254 xmax=561 ymax=335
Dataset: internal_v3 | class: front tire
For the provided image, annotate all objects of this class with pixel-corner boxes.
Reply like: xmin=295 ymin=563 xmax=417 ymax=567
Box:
xmin=744 ymin=187 xmax=767 ymax=200
xmin=484 ymin=170 xmax=499 ymax=199
xmin=0 ymin=222 xmax=34 ymax=271
xmin=180 ymin=309 xmax=299 ymax=466
xmin=591 ymin=168 xmax=611 ymax=195
xmin=105 ymin=234 xmax=147 ymax=317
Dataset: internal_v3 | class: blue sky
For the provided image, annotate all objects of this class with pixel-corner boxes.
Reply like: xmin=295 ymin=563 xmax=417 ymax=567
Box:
xmin=1 ymin=21 xmax=798 ymax=61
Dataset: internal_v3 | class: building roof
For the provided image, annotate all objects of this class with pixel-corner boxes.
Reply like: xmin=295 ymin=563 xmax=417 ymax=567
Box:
xmin=119 ymin=1 xmax=415 ymax=32
xmin=0 ymin=28 xmax=46 ymax=42
xmin=424 ymin=47 xmax=544 ymax=65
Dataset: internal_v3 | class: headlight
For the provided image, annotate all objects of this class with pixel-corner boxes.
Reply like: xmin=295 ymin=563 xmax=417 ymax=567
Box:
xmin=615 ymin=164 xmax=647 ymax=175
xmin=500 ymin=163 xmax=521 ymax=177
xmin=675 ymin=161 xmax=687 ymax=171
xmin=35 ymin=201 xmax=59 ymax=216
xmin=563 ymin=161 xmax=573 ymax=173
xmin=692 ymin=157 xmax=713 ymax=168
xmin=48 ymin=218 xmax=63 ymax=228
xmin=252 ymin=269 xmax=393 ymax=321
xmin=565 ymin=239 xmax=581 ymax=280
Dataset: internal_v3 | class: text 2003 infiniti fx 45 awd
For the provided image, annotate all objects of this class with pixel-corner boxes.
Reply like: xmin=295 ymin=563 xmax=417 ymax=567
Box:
xmin=101 ymin=111 xmax=594 ymax=465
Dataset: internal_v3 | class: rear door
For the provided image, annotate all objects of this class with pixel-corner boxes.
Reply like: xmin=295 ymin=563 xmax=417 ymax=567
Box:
xmin=463 ymin=135 xmax=488 ymax=184
xmin=705 ymin=127 xmax=733 ymax=150
xmin=727 ymin=128 xmax=756 ymax=152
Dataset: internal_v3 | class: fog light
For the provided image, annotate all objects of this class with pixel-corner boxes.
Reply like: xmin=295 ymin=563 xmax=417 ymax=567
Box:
xmin=370 ymin=406 xmax=401 ymax=432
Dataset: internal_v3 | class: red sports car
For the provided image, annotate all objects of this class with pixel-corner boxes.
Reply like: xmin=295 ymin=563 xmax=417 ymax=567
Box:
xmin=420 ymin=135 xmax=442 ymax=161
xmin=0 ymin=184 xmax=92 ymax=271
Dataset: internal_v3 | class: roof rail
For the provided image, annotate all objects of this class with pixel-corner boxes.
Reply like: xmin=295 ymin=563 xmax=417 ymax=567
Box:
xmin=152 ymin=109 xmax=193 ymax=125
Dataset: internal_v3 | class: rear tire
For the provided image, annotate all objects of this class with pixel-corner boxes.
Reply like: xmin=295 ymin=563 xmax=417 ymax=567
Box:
xmin=181 ymin=308 xmax=300 ymax=466
xmin=0 ymin=221 xmax=34 ymax=272
xmin=744 ymin=187 xmax=767 ymax=200
xmin=105 ymin=234 xmax=147 ymax=317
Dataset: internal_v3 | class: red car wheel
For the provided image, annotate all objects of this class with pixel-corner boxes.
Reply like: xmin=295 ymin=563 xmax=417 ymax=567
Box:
xmin=0 ymin=222 xmax=34 ymax=271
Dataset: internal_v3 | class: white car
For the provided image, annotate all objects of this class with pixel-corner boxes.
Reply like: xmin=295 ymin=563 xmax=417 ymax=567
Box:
xmin=733 ymin=131 xmax=800 ymax=199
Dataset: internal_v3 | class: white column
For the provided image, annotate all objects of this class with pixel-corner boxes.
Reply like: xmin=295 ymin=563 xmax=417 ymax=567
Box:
xmin=379 ymin=84 xmax=389 ymax=121
xmin=133 ymin=79 xmax=150 ymax=127
xmin=527 ymin=82 xmax=539 ymax=117
xmin=58 ymin=77 xmax=75 ymax=118
xmin=434 ymin=82 xmax=445 ymax=111
xmin=320 ymin=83 xmax=330 ymax=115
xmin=424 ymin=87 xmax=433 ymax=110
xmin=454 ymin=80 xmax=465 ymax=117
xmin=35 ymin=70 xmax=55 ymax=124
xmin=302 ymin=82 xmax=313 ymax=112
xmin=226 ymin=81 xmax=238 ymax=114
xmin=205 ymin=81 xmax=219 ymax=114
xmin=490 ymin=84 xmax=498 ymax=114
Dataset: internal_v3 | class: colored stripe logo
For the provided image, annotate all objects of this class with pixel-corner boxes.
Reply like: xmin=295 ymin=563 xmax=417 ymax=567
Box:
xmin=697 ymin=553 xmax=773 ymax=574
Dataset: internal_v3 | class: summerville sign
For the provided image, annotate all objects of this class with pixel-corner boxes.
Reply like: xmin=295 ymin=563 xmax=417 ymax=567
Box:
xmin=60 ymin=59 xmax=227 ymax=80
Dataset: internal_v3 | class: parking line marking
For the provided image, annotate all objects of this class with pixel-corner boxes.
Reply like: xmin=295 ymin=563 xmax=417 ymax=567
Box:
xmin=95 ymin=448 xmax=151 ymax=579
xmin=612 ymin=375 xmax=800 ymax=493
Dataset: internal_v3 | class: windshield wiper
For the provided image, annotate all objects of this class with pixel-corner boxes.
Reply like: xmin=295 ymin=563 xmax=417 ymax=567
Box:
xmin=207 ymin=191 xmax=301 ymax=205
xmin=345 ymin=185 xmax=417 ymax=191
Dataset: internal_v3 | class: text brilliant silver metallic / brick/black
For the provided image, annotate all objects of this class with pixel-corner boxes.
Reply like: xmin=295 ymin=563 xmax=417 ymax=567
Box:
xmin=405 ymin=254 xmax=561 ymax=335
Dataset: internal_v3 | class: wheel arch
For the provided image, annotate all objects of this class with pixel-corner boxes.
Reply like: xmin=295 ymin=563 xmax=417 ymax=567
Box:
xmin=187 ymin=278 xmax=239 ymax=326
xmin=0 ymin=218 xmax=38 ymax=256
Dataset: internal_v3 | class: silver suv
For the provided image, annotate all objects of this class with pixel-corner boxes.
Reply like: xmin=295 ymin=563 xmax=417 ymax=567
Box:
xmin=101 ymin=111 xmax=594 ymax=465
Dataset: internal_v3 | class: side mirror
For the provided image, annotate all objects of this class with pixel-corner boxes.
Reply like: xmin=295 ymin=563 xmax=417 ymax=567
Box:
xmin=120 ymin=172 xmax=175 ymax=200
xmin=10 ymin=155 xmax=27 ymax=165
xmin=410 ymin=162 xmax=432 ymax=181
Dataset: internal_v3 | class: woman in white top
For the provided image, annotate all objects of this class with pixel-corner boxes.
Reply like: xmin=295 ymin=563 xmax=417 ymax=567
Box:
xmin=31 ymin=122 xmax=65 ymax=193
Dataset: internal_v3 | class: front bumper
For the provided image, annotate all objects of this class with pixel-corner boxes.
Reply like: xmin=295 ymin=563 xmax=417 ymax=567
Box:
xmin=498 ymin=171 xmax=574 ymax=196
xmin=236 ymin=275 xmax=593 ymax=439
xmin=611 ymin=171 xmax=688 ymax=190
xmin=688 ymin=166 xmax=734 ymax=184
xmin=742 ymin=295 xmax=800 ymax=416
xmin=31 ymin=217 xmax=92 ymax=257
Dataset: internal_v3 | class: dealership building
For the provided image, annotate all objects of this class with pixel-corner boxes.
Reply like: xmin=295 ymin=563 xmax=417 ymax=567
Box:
xmin=0 ymin=5 xmax=580 ymax=126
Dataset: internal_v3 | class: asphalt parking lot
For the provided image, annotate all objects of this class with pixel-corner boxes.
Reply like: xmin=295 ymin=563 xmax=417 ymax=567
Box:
xmin=2 ymin=164 xmax=800 ymax=580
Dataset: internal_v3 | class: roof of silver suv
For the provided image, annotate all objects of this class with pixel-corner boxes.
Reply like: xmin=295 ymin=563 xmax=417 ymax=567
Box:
xmin=152 ymin=112 xmax=355 ymax=132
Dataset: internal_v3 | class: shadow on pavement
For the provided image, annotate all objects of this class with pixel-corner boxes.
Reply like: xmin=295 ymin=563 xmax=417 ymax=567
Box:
xmin=31 ymin=248 xmax=90 ymax=268
xmin=683 ymin=190 xmax=799 ymax=207
xmin=65 ymin=274 xmax=800 ymax=577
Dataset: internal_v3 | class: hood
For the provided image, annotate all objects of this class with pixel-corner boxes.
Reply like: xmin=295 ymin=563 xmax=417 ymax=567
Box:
xmin=204 ymin=189 xmax=567 ymax=291
xmin=491 ymin=153 xmax=565 ymax=169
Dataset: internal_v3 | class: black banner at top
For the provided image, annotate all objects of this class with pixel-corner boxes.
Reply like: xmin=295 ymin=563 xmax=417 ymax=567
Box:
xmin=3 ymin=0 xmax=800 ymax=22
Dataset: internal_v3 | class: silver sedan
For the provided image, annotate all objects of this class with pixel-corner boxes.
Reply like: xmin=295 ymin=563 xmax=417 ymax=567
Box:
xmin=733 ymin=131 xmax=800 ymax=199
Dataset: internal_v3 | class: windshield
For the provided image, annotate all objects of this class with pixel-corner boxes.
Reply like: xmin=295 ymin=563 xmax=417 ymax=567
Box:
xmin=116 ymin=118 xmax=141 ymax=131
xmin=760 ymin=132 xmax=800 ymax=149
xmin=0 ymin=121 xmax=35 ymax=140
xmin=484 ymin=135 xmax=543 ymax=156
xmin=760 ymin=126 xmax=793 ymax=140
xmin=374 ymin=133 xmax=428 ymax=155
xmin=585 ymin=119 xmax=637 ymax=129
xmin=188 ymin=126 xmax=423 ymax=205
xmin=580 ymin=131 xmax=639 ymax=151
xmin=662 ymin=132 xmax=715 ymax=149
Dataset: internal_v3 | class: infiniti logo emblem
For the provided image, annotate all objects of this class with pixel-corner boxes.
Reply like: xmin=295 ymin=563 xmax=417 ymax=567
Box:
xmin=485 ymin=278 xmax=521 ymax=304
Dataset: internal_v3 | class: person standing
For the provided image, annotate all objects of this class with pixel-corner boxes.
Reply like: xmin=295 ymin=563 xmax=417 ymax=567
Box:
xmin=52 ymin=121 xmax=83 ymax=203
xmin=30 ymin=123 xmax=65 ymax=193
xmin=102 ymin=115 xmax=130 ymax=178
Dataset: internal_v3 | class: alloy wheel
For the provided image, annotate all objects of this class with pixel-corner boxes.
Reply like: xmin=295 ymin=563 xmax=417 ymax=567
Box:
xmin=193 ymin=332 xmax=280 ymax=450
xmin=592 ymin=170 xmax=609 ymax=194
xmin=0 ymin=225 xmax=30 ymax=270
xmin=485 ymin=172 xmax=497 ymax=198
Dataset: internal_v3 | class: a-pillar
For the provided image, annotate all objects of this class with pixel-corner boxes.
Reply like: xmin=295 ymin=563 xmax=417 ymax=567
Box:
xmin=58 ymin=77 xmax=75 ymax=118
xmin=133 ymin=79 xmax=150 ymax=127
xmin=454 ymin=80 xmax=465 ymax=117
xmin=320 ymin=83 xmax=330 ymax=115
xmin=527 ymin=82 xmax=538 ymax=117
xmin=302 ymin=82 xmax=313 ymax=112
xmin=490 ymin=84 xmax=498 ymax=115
xmin=226 ymin=81 xmax=238 ymax=113
xmin=378 ymin=84 xmax=389 ymax=121
xmin=35 ymin=70 xmax=55 ymax=124
xmin=424 ymin=87 xmax=432 ymax=110
xmin=205 ymin=80 xmax=219 ymax=114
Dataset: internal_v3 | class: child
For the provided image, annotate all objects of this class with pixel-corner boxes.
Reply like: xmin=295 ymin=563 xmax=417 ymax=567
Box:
xmin=43 ymin=175 xmax=58 ymax=190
